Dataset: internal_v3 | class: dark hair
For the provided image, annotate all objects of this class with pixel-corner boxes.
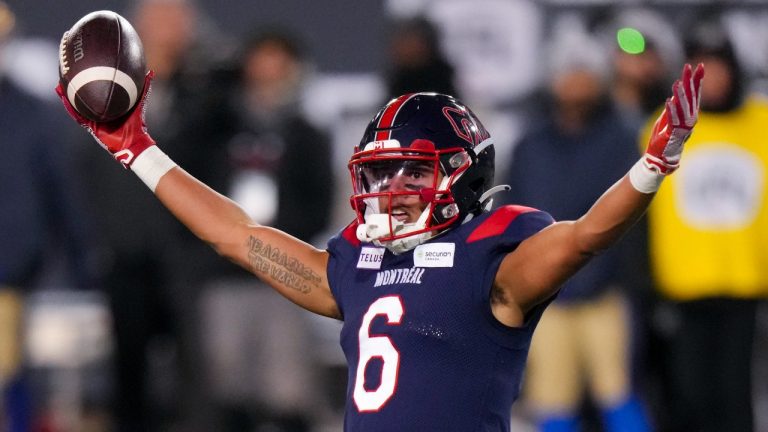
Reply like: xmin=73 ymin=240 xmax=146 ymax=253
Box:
xmin=242 ymin=27 xmax=305 ymax=62
xmin=684 ymin=18 xmax=744 ymax=111
xmin=385 ymin=16 xmax=458 ymax=99
xmin=390 ymin=16 xmax=442 ymax=58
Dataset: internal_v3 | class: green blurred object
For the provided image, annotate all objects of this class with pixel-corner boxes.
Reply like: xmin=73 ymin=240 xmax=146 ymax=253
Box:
xmin=617 ymin=27 xmax=645 ymax=54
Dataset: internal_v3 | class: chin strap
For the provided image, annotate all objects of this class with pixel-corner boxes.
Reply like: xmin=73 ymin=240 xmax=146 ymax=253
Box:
xmin=357 ymin=184 xmax=512 ymax=252
xmin=356 ymin=209 xmax=435 ymax=255
xmin=376 ymin=234 xmax=429 ymax=255
xmin=356 ymin=213 xmax=404 ymax=243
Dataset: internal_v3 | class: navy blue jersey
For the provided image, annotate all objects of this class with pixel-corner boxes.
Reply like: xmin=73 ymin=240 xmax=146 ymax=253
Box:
xmin=326 ymin=205 xmax=556 ymax=432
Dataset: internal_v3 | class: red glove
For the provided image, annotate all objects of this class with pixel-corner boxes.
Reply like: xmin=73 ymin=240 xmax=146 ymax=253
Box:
xmin=56 ymin=71 xmax=156 ymax=169
xmin=643 ymin=63 xmax=705 ymax=174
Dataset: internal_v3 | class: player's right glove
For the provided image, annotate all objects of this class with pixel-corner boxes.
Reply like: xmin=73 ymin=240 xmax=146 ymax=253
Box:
xmin=56 ymin=70 xmax=176 ymax=192
xmin=55 ymin=70 xmax=156 ymax=169
xmin=630 ymin=63 xmax=704 ymax=193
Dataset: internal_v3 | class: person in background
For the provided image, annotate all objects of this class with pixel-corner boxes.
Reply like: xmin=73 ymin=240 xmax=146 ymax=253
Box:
xmin=215 ymin=28 xmax=333 ymax=244
xmin=607 ymin=8 xmax=683 ymax=130
xmin=0 ymin=2 xmax=96 ymax=430
xmin=642 ymin=18 xmax=768 ymax=432
xmin=385 ymin=16 xmax=458 ymax=99
xmin=195 ymin=28 xmax=334 ymax=431
xmin=500 ymin=29 xmax=651 ymax=432
xmin=601 ymin=9 xmax=685 ymax=423
xmin=71 ymin=0 xmax=231 ymax=430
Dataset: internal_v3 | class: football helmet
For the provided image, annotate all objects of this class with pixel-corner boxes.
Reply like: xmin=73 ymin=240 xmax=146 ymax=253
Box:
xmin=349 ymin=92 xmax=499 ymax=254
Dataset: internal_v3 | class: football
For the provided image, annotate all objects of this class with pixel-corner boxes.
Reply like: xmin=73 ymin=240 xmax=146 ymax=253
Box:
xmin=58 ymin=10 xmax=146 ymax=122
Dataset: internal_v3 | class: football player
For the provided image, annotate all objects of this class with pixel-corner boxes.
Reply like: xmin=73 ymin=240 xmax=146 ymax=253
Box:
xmin=56 ymin=63 xmax=703 ymax=431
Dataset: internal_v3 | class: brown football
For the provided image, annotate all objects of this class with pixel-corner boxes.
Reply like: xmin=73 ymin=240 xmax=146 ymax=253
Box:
xmin=58 ymin=10 xmax=146 ymax=122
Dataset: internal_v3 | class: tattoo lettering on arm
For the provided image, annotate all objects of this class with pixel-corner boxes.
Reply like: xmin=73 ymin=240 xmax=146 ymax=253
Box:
xmin=247 ymin=236 xmax=323 ymax=294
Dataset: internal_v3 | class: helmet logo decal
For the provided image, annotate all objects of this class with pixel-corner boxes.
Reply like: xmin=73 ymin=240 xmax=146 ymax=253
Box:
xmin=375 ymin=93 xmax=417 ymax=141
xmin=363 ymin=139 xmax=401 ymax=151
xmin=442 ymin=106 xmax=473 ymax=145
xmin=442 ymin=106 xmax=490 ymax=147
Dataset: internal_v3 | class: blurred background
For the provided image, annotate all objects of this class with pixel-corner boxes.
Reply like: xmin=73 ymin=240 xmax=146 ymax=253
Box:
xmin=1 ymin=0 xmax=768 ymax=431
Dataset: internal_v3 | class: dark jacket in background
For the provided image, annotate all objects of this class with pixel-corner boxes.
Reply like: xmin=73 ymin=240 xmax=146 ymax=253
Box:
xmin=0 ymin=77 xmax=95 ymax=289
xmin=500 ymin=101 xmax=640 ymax=302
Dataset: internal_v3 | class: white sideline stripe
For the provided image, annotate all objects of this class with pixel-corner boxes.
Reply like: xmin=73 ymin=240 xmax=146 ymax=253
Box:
xmin=67 ymin=66 xmax=138 ymax=110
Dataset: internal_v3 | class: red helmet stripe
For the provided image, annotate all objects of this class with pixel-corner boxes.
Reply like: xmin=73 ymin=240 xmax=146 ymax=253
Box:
xmin=375 ymin=93 xmax=416 ymax=141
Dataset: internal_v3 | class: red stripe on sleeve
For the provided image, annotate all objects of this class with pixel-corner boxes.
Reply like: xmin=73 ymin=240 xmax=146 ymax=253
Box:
xmin=342 ymin=221 xmax=361 ymax=247
xmin=466 ymin=205 xmax=537 ymax=243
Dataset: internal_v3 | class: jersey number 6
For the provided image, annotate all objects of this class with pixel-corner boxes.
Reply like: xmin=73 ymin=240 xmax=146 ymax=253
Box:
xmin=353 ymin=296 xmax=404 ymax=412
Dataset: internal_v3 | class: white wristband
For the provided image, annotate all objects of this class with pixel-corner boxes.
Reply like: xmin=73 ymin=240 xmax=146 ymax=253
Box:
xmin=628 ymin=158 xmax=665 ymax=194
xmin=131 ymin=146 xmax=178 ymax=192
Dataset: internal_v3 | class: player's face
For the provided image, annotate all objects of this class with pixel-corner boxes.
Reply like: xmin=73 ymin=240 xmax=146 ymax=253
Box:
xmin=362 ymin=160 xmax=441 ymax=223
xmin=550 ymin=69 xmax=604 ymax=110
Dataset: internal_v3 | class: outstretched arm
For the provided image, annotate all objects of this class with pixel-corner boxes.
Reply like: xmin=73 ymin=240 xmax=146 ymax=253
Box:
xmin=154 ymin=168 xmax=338 ymax=318
xmin=56 ymin=73 xmax=340 ymax=319
xmin=493 ymin=64 xmax=704 ymax=327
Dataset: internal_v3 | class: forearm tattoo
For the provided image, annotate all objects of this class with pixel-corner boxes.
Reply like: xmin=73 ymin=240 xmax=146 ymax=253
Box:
xmin=247 ymin=236 xmax=322 ymax=294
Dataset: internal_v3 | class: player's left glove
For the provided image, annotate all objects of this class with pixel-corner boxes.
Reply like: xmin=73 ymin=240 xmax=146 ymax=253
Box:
xmin=630 ymin=63 xmax=704 ymax=193
xmin=644 ymin=63 xmax=705 ymax=174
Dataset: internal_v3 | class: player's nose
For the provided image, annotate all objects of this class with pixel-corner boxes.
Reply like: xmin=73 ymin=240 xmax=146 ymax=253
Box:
xmin=388 ymin=174 xmax=412 ymax=192
xmin=389 ymin=192 xmax=420 ymax=210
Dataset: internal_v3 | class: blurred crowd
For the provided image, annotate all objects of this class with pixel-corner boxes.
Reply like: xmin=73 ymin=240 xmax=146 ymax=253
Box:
xmin=1 ymin=0 xmax=768 ymax=432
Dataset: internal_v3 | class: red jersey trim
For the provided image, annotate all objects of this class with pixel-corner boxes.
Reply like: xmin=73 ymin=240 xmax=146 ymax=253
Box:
xmin=466 ymin=205 xmax=537 ymax=243
xmin=342 ymin=221 xmax=362 ymax=247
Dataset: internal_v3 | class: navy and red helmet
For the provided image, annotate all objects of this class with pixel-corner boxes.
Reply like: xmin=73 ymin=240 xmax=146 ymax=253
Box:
xmin=349 ymin=92 xmax=497 ymax=253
